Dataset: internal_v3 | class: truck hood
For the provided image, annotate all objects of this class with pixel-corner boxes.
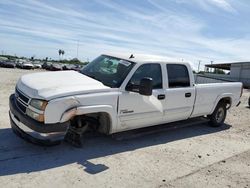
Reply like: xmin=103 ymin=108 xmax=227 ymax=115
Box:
xmin=17 ymin=71 xmax=111 ymax=100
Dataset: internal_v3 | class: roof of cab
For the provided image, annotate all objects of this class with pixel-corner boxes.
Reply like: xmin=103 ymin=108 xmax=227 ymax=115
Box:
xmin=102 ymin=53 xmax=187 ymax=65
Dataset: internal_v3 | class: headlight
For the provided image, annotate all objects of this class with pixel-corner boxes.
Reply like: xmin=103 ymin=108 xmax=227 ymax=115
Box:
xmin=30 ymin=99 xmax=48 ymax=111
xmin=26 ymin=108 xmax=45 ymax=122
xmin=27 ymin=99 xmax=47 ymax=122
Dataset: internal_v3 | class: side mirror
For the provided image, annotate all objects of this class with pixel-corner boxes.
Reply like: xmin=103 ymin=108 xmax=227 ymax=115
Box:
xmin=139 ymin=77 xmax=153 ymax=96
xmin=125 ymin=81 xmax=137 ymax=92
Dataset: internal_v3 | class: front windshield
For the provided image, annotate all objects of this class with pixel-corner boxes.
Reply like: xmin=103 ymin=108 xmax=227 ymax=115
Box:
xmin=80 ymin=55 xmax=135 ymax=88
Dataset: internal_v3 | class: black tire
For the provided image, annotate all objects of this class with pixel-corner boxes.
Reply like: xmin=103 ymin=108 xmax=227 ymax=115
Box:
xmin=208 ymin=102 xmax=227 ymax=127
xmin=248 ymin=96 xmax=250 ymax=107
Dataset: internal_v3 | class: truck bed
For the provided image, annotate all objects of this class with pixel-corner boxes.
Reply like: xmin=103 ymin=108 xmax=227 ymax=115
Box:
xmin=191 ymin=82 xmax=242 ymax=118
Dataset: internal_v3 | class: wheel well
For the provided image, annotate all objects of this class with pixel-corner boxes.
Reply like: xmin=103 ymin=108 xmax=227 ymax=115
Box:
xmin=72 ymin=112 xmax=111 ymax=135
xmin=218 ymin=97 xmax=231 ymax=109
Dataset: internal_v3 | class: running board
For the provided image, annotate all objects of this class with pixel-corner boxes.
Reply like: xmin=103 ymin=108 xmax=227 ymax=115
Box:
xmin=112 ymin=117 xmax=210 ymax=141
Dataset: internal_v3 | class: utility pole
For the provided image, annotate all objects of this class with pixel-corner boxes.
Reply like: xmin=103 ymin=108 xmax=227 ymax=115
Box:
xmin=210 ymin=61 xmax=213 ymax=73
xmin=76 ymin=40 xmax=79 ymax=59
xmin=198 ymin=60 xmax=201 ymax=73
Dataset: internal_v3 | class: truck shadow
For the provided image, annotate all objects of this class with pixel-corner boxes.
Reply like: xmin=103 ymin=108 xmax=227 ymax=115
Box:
xmin=0 ymin=122 xmax=231 ymax=176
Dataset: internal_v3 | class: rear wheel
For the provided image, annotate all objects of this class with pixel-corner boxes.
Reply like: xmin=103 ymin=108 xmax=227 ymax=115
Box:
xmin=208 ymin=102 xmax=227 ymax=127
xmin=248 ymin=96 xmax=250 ymax=107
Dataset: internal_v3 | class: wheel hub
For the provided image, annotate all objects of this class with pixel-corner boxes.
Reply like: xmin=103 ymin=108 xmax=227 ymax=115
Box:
xmin=216 ymin=107 xmax=225 ymax=123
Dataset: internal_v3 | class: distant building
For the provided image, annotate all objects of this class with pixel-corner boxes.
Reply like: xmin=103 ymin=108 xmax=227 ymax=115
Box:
xmin=204 ymin=62 xmax=250 ymax=88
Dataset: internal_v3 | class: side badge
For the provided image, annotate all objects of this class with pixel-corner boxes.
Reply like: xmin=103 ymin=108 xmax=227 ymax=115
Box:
xmin=120 ymin=109 xmax=134 ymax=114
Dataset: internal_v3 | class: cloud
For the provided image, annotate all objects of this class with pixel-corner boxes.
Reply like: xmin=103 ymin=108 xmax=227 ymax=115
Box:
xmin=209 ymin=0 xmax=236 ymax=13
xmin=0 ymin=0 xmax=249 ymax=69
xmin=169 ymin=0 xmax=237 ymax=14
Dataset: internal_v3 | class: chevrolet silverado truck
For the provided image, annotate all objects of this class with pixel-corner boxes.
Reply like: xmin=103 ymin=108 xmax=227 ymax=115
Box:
xmin=9 ymin=54 xmax=243 ymax=146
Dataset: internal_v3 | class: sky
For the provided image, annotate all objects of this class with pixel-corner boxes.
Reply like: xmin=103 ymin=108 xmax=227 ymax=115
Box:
xmin=0 ymin=0 xmax=250 ymax=68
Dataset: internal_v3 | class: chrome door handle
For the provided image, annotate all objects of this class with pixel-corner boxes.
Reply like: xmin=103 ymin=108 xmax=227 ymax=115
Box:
xmin=185 ymin=93 xmax=191 ymax=98
xmin=157 ymin=94 xmax=165 ymax=100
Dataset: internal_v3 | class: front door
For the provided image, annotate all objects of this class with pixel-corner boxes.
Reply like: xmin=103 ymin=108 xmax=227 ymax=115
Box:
xmin=118 ymin=63 xmax=165 ymax=131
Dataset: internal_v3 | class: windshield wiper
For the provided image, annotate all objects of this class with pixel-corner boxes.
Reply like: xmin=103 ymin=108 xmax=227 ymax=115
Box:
xmin=81 ymin=71 xmax=111 ymax=87
xmin=88 ymin=75 xmax=100 ymax=81
xmin=85 ymin=73 xmax=107 ymax=85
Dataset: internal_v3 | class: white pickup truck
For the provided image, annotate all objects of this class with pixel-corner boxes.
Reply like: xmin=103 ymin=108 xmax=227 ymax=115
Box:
xmin=9 ymin=54 xmax=243 ymax=146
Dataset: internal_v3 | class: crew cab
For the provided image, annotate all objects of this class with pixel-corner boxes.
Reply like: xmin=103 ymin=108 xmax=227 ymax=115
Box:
xmin=9 ymin=54 xmax=243 ymax=146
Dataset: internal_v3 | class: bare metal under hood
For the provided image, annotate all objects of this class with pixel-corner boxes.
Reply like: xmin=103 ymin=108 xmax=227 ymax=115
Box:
xmin=17 ymin=71 xmax=111 ymax=100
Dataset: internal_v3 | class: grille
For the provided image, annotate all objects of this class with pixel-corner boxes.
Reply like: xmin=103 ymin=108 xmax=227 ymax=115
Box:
xmin=15 ymin=88 xmax=30 ymax=114
xmin=16 ymin=99 xmax=27 ymax=113
xmin=15 ymin=88 xmax=29 ymax=103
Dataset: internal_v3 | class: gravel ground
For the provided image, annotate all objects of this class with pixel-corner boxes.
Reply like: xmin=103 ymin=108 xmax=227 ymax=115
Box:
xmin=0 ymin=67 xmax=249 ymax=188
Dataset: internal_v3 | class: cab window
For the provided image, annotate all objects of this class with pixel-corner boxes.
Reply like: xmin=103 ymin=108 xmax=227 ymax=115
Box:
xmin=127 ymin=63 xmax=162 ymax=89
xmin=167 ymin=64 xmax=190 ymax=88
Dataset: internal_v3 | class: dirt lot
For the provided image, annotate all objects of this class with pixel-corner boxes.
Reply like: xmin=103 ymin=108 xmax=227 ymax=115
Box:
xmin=0 ymin=67 xmax=249 ymax=188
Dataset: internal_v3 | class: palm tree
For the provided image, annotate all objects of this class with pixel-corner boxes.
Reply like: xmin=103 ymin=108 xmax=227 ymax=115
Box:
xmin=61 ymin=50 xmax=65 ymax=59
xmin=58 ymin=49 xmax=62 ymax=60
xmin=58 ymin=49 xmax=65 ymax=60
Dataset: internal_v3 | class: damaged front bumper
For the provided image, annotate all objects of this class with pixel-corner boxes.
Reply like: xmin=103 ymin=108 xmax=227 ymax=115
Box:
xmin=9 ymin=94 xmax=69 ymax=145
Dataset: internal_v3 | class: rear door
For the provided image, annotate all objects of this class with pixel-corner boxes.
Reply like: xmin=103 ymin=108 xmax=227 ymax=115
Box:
xmin=163 ymin=64 xmax=195 ymax=122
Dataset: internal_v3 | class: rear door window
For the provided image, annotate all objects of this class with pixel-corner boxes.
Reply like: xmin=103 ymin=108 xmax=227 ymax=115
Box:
xmin=167 ymin=64 xmax=190 ymax=88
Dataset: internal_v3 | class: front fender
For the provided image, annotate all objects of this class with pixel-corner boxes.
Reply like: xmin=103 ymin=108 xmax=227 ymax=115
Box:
xmin=60 ymin=105 xmax=117 ymax=133
xmin=44 ymin=96 xmax=80 ymax=124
